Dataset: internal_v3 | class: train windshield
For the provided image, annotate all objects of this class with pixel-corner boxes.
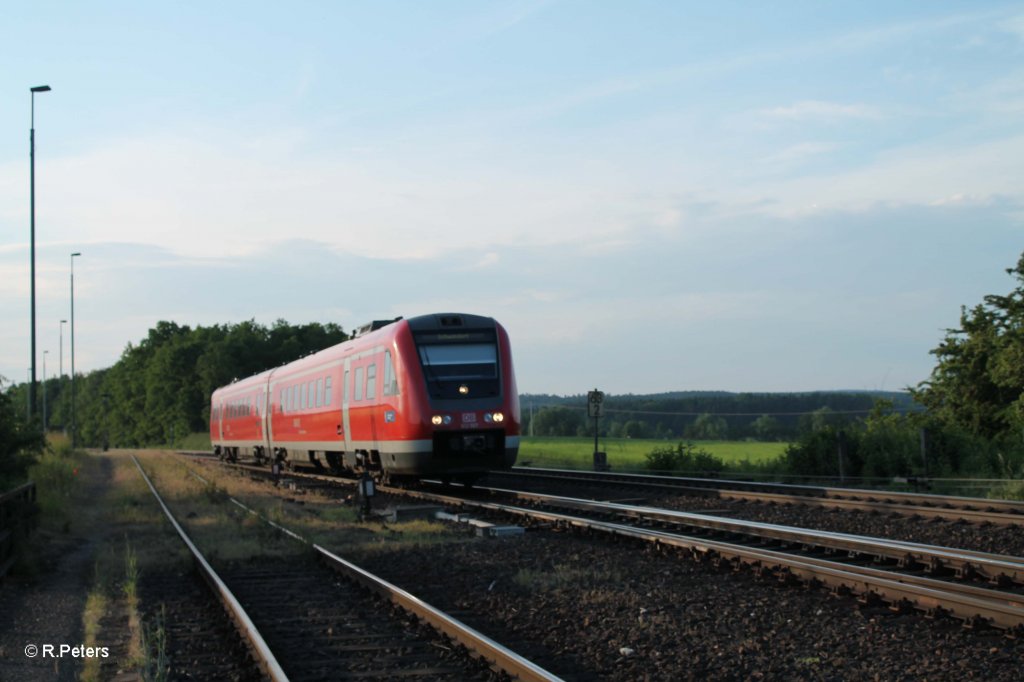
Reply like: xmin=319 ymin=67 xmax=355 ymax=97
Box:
xmin=417 ymin=343 xmax=497 ymax=379
xmin=414 ymin=329 xmax=500 ymax=399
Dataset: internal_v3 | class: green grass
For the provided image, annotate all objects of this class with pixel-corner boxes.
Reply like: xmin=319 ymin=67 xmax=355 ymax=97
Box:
xmin=516 ymin=436 xmax=788 ymax=471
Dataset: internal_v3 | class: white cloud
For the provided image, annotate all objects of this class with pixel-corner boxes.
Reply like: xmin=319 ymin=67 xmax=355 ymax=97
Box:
xmin=760 ymin=100 xmax=882 ymax=122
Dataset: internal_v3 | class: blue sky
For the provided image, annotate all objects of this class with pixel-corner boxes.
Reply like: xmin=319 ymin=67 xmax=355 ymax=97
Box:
xmin=1 ymin=1 xmax=1022 ymax=394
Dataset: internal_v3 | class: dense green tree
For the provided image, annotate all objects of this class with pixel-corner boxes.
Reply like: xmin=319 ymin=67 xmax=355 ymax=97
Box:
xmin=750 ymin=414 xmax=782 ymax=441
xmin=913 ymin=252 xmax=1024 ymax=440
xmin=531 ymin=406 xmax=583 ymax=436
xmin=687 ymin=413 xmax=729 ymax=440
xmin=0 ymin=378 xmax=45 ymax=485
xmin=9 ymin=319 xmax=348 ymax=448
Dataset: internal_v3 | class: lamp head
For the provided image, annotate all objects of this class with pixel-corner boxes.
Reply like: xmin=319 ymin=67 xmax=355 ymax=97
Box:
xmin=31 ymin=85 xmax=51 ymax=93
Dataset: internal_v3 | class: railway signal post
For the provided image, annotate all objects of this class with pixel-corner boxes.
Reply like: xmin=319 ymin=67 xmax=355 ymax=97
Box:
xmin=588 ymin=389 xmax=609 ymax=471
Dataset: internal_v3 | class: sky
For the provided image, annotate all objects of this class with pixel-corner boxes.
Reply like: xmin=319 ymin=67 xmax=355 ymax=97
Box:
xmin=1 ymin=1 xmax=1022 ymax=395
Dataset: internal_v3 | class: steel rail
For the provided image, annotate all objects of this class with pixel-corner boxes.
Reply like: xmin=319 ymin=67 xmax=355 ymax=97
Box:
xmin=183 ymin=455 xmax=1024 ymax=630
xmin=184 ymin=466 xmax=564 ymax=682
xmin=385 ymin=485 xmax=1024 ymax=630
xmin=131 ymin=456 xmax=288 ymax=682
xmin=470 ymin=485 xmax=1024 ymax=585
xmin=499 ymin=467 xmax=1024 ymax=524
xmin=193 ymin=456 xmax=1024 ymax=586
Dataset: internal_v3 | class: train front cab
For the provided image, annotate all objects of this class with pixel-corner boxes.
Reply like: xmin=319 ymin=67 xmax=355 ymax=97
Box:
xmin=385 ymin=313 xmax=519 ymax=480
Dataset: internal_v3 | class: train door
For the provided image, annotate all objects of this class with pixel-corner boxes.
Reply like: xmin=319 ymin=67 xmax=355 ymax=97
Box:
xmin=265 ymin=382 xmax=276 ymax=452
xmin=261 ymin=383 xmax=272 ymax=453
xmin=342 ymin=359 xmax=352 ymax=452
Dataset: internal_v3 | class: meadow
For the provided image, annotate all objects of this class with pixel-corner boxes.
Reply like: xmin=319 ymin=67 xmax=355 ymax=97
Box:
xmin=517 ymin=437 xmax=789 ymax=471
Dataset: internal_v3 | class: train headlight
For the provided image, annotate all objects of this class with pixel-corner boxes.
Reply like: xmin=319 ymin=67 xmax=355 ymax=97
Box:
xmin=483 ymin=413 xmax=493 ymax=423
xmin=431 ymin=415 xmax=444 ymax=425
xmin=492 ymin=412 xmax=505 ymax=423
xmin=458 ymin=384 xmax=469 ymax=395
xmin=443 ymin=415 xmax=453 ymax=425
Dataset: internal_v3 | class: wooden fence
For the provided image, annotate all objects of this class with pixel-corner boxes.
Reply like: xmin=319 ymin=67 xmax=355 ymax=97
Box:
xmin=0 ymin=482 xmax=37 ymax=579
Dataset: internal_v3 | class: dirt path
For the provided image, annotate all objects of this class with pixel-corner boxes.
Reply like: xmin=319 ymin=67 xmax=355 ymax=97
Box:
xmin=0 ymin=456 xmax=115 ymax=682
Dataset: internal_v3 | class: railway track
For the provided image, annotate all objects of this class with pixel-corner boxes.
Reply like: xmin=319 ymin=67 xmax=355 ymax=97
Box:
xmin=135 ymin=456 xmax=563 ymax=681
xmin=177 ymin=450 xmax=1024 ymax=525
xmin=487 ymin=467 xmax=1024 ymax=526
xmin=181 ymin=455 xmax=1024 ymax=634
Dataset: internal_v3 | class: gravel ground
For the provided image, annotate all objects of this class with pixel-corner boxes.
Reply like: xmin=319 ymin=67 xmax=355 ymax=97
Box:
xmin=349 ymin=529 xmax=1024 ymax=681
xmin=0 ymin=458 xmax=115 ymax=682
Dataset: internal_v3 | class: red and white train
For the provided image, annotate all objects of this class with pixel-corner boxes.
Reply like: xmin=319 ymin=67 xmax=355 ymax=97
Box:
xmin=209 ymin=313 xmax=520 ymax=483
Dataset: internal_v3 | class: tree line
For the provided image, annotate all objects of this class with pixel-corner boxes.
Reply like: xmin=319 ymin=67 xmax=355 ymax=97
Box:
xmin=1 ymin=319 xmax=347 ymax=463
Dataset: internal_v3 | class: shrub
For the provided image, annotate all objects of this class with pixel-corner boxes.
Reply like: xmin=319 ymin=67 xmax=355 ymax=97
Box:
xmin=645 ymin=442 xmax=725 ymax=474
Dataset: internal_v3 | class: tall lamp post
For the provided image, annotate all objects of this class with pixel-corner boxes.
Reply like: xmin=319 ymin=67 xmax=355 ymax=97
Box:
xmin=60 ymin=319 xmax=67 ymax=378
xmin=71 ymin=251 xmax=81 ymax=447
xmin=29 ymin=84 xmax=52 ymax=420
xmin=42 ymin=350 xmax=49 ymax=432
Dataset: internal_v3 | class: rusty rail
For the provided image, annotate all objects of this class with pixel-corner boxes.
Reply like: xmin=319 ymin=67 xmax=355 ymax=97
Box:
xmin=184 ymin=467 xmax=565 ymax=682
xmin=131 ymin=457 xmax=289 ymax=682
xmin=496 ymin=468 xmax=1024 ymax=525
xmin=399 ymin=485 xmax=1024 ymax=631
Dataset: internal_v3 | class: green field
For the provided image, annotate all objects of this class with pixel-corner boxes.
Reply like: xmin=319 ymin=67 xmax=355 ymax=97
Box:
xmin=516 ymin=437 xmax=789 ymax=471
xmin=176 ymin=432 xmax=788 ymax=473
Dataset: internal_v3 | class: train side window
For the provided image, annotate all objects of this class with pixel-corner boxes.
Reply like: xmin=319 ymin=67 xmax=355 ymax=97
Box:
xmin=354 ymin=366 xmax=364 ymax=401
xmin=316 ymin=378 xmax=324 ymax=408
xmin=366 ymin=363 xmax=377 ymax=400
xmin=287 ymin=385 xmax=293 ymax=412
xmin=309 ymin=380 xmax=316 ymax=408
xmin=325 ymin=376 xmax=333 ymax=406
xmin=383 ymin=351 xmax=398 ymax=396
xmin=300 ymin=382 xmax=306 ymax=410
xmin=280 ymin=389 xmax=286 ymax=414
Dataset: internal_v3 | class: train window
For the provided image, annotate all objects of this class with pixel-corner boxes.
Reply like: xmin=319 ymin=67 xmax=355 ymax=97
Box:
xmin=316 ymin=378 xmax=323 ymax=408
xmin=383 ymin=351 xmax=398 ymax=396
xmin=325 ymin=376 xmax=332 ymax=406
xmin=280 ymin=389 xmax=286 ymax=414
xmin=354 ymin=366 xmax=364 ymax=401
xmin=366 ymin=363 xmax=377 ymax=400
xmin=417 ymin=343 xmax=497 ymax=379
xmin=287 ymin=385 xmax=293 ymax=412
xmin=300 ymin=382 xmax=306 ymax=410
xmin=309 ymin=380 xmax=316 ymax=408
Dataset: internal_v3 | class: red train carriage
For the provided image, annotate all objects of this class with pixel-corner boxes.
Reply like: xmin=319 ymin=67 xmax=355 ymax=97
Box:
xmin=210 ymin=313 xmax=520 ymax=482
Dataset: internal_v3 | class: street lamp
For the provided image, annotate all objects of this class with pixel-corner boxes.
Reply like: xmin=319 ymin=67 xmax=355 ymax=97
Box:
xmin=29 ymin=84 xmax=52 ymax=421
xmin=71 ymin=251 xmax=81 ymax=447
xmin=60 ymin=319 xmax=67 ymax=378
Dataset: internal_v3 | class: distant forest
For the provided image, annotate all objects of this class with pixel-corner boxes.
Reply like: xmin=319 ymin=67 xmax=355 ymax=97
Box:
xmin=521 ymin=391 xmax=918 ymax=441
